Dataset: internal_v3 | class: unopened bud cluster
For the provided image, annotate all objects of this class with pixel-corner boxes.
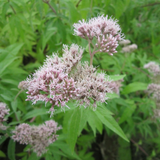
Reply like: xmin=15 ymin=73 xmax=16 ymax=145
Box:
xmin=73 ymin=15 xmax=123 ymax=55
xmin=12 ymin=120 xmax=61 ymax=156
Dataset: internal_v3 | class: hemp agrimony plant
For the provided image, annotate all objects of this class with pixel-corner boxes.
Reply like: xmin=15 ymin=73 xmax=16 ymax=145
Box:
xmin=19 ymin=15 xmax=123 ymax=115
xmin=1 ymin=15 xmax=127 ymax=157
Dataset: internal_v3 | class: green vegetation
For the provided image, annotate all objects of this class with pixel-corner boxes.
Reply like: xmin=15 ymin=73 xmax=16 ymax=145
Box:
xmin=0 ymin=0 xmax=160 ymax=159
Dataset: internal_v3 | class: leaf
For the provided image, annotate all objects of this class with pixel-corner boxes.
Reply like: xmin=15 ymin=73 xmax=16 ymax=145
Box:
xmin=119 ymin=101 xmax=136 ymax=124
xmin=28 ymin=152 xmax=39 ymax=160
xmin=87 ymin=110 xmax=103 ymax=136
xmin=106 ymin=93 xmax=119 ymax=99
xmin=42 ymin=27 xmax=57 ymax=50
xmin=65 ymin=1 xmax=81 ymax=23
xmin=11 ymin=100 xmax=17 ymax=112
xmin=51 ymin=141 xmax=81 ymax=160
xmin=8 ymin=139 xmax=16 ymax=160
xmin=107 ymin=75 xmax=126 ymax=81
xmin=78 ymin=107 xmax=89 ymax=135
xmin=122 ymin=82 xmax=148 ymax=95
xmin=0 ymin=136 xmax=7 ymax=145
xmin=0 ymin=43 xmax=23 ymax=75
xmin=0 ymin=150 xmax=6 ymax=157
xmin=0 ymin=57 xmax=19 ymax=75
xmin=67 ymin=107 xmax=82 ymax=151
xmin=95 ymin=108 xmax=128 ymax=142
xmin=22 ymin=108 xmax=48 ymax=121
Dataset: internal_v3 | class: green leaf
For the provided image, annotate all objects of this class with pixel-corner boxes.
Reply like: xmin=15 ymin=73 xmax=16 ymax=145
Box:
xmin=28 ymin=153 xmax=39 ymax=160
xmin=95 ymin=108 xmax=128 ymax=142
xmin=87 ymin=110 xmax=103 ymax=136
xmin=0 ymin=136 xmax=7 ymax=145
xmin=22 ymin=108 xmax=48 ymax=121
xmin=78 ymin=107 xmax=89 ymax=135
xmin=42 ymin=27 xmax=57 ymax=50
xmin=8 ymin=139 xmax=16 ymax=160
xmin=65 ymin=1 xmax=81 ymax=23
xmin=106 ymin=93 xmax=119 ymax=99
xmin=67 ymin=107 xmax=82 ymax=151
xmin=122 ymin=82 xmax=148 ymax=95
xmin=107 ymin=75 xmax=126 ymax=81
xmin=0 ymin=43 xmax=23 ymax=75
xmin=11 ymin=100 xmax=17 ymax=112
xmin=51 ymin=141 xmax=81 ymax=160
xmin=119 ymin=100 xmax=136 ymax=124
xmin=0 ymin=150 xmax=6 ymax=157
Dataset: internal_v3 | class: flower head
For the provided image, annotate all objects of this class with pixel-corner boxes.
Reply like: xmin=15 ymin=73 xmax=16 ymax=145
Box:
xmin=12 ymin=120 xmax=61 ymax=156
xmin=70 ymin=62 xmax=113 ymax=108
xmin=73 ymin=15 xmax=123 ymax=55
xmin=24 ymin=44 xmax=84 ymax=113
xmin=0 ymin=102 xmax=10 ymax=122
xmin=144 ymin=61 xmax=160 ymax=76
xmin=121 ymin=44 xmax=137 ymax=53
xmin=147 ymin=83 xmax=160 ymax=100
xmin=119 ymin=39 xmax=131 ymax=46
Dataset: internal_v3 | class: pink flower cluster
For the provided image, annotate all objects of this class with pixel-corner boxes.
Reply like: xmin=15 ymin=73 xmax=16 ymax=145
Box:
xmin=26 ymin=69 xmax=78 ymax=111
xmin=144 ymin=61 xmax=160 ymax=76
xmin=24 ymin=44 xmax=83 ymax=113
xmin=20 ymin=44 xmax=124 ymax=112
xmin=19 ymin=16 xmax=124 ymax=113
xmin=109 ymin=78 xmax=124 ymax=95
xmin=147 ymin=83 xmax=160 ymax=100
xmin=0 ymin=102 xmax=10 ymax=122
xmin=70 ymin=62 xmax=113 ymax=108
xmin=12 ymin=120 xmax=61 ymax=156
xmin=73 ymin=15 xmax=123 ymax=55
xmin=0 ymin=102 xmax=10 ymax=130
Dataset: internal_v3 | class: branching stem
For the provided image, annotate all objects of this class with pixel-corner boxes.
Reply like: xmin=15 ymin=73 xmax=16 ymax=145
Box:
xmin=8 ymin=0 xmax=16 ymax=14
xmin=42 ymin=0 xmax=57 ymax=14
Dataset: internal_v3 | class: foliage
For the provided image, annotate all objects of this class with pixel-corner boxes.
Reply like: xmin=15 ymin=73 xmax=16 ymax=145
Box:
xmin=0 ymin=0 xmax=160 ymax=159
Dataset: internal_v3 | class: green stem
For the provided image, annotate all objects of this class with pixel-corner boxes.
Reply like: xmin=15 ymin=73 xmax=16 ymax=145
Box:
xmin=8 ymin=0 xmax=16 ymax=14
xmin=89 ymin=41 xmax=93 ymax=66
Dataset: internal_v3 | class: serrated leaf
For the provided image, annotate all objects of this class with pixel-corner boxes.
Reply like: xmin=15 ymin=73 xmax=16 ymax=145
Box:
xmin=42 ymin=27 xmax=57 ymax=50
xmin=78 ymin=107 xmax=89 ymax=135
xmin=122 ymin=82 xmax=148 ymax=95
xmin=0 ymin=43 xmax=23 ymax=75
xmin=95 ymin=108 xmax=128 ymax=142
xmin=51 ymin=141 xmax=81 ymax=160
xmin=119 ymin=103 xmax=136 ymax=124
xmin=22 ymin=108 xmax=48 ymax=121
xmin=8 ymin=139 xmax=16 ymax=160
xmin=87 ymin=110 xmax=103 ymax=136
xmin=67 ymin=107 xmax=82 ymax=151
